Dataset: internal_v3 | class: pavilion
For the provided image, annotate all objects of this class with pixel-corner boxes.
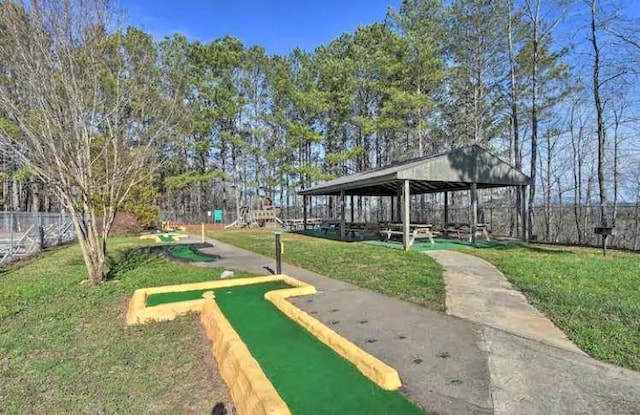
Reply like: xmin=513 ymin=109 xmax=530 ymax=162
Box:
xmin=298 ymin=145 xmax=530 ymax=250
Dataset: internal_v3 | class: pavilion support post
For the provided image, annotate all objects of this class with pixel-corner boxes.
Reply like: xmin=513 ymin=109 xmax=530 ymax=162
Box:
xmin=390 ymin=195 xmax=394 ymax=222
xmin=471 ymin=183 xmax=478 ymax=246
xmin=403 ymin=179 xmax=411 ymax=251
xmin=396 ymin=185 xmax=402 ymax=222
xmin=303 ymin=195 xmax=308 ymax=230
xmin=350 ymin=195 xmax=354 ymax=223
xmin=340 ymin=190 xmax=346 ymax=241
xmin=444 ymin=191 xmax=449 ymax=229
xmin=520 ymin=185 xmax=528 ymax=242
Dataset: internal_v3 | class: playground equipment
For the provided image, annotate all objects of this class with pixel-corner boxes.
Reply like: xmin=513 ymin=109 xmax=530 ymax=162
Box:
xmin=225 ymin=197 xmax=283 ymax=229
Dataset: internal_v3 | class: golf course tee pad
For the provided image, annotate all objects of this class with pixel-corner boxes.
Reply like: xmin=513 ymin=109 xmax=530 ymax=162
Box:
xmin=126 ymin=275 xmax=420 ymax=415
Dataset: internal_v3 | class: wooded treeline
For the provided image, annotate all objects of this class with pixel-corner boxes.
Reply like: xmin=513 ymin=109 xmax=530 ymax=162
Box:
xmin=2 ymin=0 xmax=639 ymax=242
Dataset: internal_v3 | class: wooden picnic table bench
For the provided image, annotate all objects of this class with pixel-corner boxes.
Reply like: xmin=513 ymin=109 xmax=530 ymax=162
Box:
xmin=444 ymin=222 xmax=491 ymax=241
xmin=282 ymin=218 xmax=322 ymax=230
xmin=379 ymin=223 xmax=436 ymax=246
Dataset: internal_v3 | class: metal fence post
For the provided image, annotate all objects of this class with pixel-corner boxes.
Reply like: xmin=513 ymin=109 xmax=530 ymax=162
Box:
xmin=38 ymin=213 xmax=44 ymax=250
xmin=9 ymin=212 xmax=14 ymax=261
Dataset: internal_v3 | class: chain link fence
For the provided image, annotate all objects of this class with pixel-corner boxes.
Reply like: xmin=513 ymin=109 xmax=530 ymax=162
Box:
xmin=0 ymin=212 xmax=76 ymax=264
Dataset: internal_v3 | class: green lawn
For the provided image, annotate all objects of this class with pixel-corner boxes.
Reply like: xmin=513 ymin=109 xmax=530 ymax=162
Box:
xmin=468 ymin=244 xmax=640 ymax=371
xmin=207 ymin=229 xmax=445 ymax=311
xmin=0 ymin=238 xmax=253 ymax=413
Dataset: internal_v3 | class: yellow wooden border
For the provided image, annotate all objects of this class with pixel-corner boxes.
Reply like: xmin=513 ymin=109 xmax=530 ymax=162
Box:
xmin=139 ymin=233 xmax=190 ymax=243
xmin=264 ymin=281 xmax=402 ymax=391
xmin=201 ymin=297 xmax=290 ymax=415
xmin=126 ymin=275 xmax=283 ymax=325
xmin=126 ymin=274 xmax=402 ymax=415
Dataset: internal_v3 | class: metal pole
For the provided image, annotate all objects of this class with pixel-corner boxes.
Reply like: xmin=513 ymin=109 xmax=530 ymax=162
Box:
xmin=275 ymin=232 xmax=282 ymax=274
xmin=9 ymin=212 xmax=14 ymax=261
xmin=38 ymin=213 xmax=44 ymax=250
xmin=403 ymin=180 xmax=411 ymax=251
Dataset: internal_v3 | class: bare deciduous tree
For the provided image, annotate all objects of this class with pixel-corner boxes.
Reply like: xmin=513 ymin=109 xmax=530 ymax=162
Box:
xmin=0 ymin=0 xmax=179 ymax=284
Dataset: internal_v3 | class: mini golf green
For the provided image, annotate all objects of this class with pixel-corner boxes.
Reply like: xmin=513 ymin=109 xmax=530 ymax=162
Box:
xmin=158 ymin=234 xmax=178 ymax=242
xmin=147 ymin=282 xmax=424 ymax=415
xmin=167 ymin=245 xmax=217 ymax=262
xmin=362 ymin=238 xmax=507 ymax=251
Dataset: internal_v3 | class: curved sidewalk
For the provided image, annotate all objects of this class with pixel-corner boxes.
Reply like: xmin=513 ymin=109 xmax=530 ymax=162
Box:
xmin=425 ymin=250 xmax=582 ymax=353
xmin=426 ymin=249 xmax=640 ymax=415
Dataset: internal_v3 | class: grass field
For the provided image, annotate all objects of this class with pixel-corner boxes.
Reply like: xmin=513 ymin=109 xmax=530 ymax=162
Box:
xmin=0 ymin=238 xmax=253 ymax=413
xmin=207 ymin=229 xmax=445 ymax=311
xmin=150 ymin=281 xmax=425 ymax=415
xmin=469 ymin=244 xmax=640 ymax=371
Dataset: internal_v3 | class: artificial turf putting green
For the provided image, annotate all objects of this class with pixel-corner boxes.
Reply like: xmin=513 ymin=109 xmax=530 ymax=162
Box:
xmin=158 ymin=234 xmax=177 ymax=242
xmin=362 ymin=238 xmax=507 ymax=251
xmin=167 ymin=245 xmax=217 ymax=262
xmin=147 ymin=281 xmax=425 ymax=415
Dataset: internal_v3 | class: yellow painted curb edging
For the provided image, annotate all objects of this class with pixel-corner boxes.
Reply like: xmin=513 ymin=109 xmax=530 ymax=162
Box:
xmin=126 ymin=275 xmax=283 ymax=325
xmin=264 ymin=283 xmax=402 ymax=391
xmin=201 ymin=298 xmax=290 ymax=415
xmin=139 ymin=233 xmax=190 ymax=243
xmin=126 ymin=274 xmax=403 ymax=415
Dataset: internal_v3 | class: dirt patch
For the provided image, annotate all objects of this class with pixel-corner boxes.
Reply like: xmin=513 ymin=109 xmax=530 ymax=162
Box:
xmin=146 ymin=315 xmax=233 ymax=414
xmin=188 ymin=318 xmax=233 ymax=412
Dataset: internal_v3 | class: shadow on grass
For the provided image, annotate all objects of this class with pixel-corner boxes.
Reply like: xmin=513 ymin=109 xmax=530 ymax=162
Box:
xmin=105 ymin=248 xmax=159 ymax=280
xmin=488 ymin=243 xmax=575 ymax=255
xmin=287 ymin=229 xmax=365 ymax=243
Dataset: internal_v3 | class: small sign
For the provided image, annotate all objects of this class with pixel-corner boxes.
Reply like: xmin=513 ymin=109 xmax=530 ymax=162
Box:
xmin=594 ymin=226 xmax=614 ymax=236
xmin=207 ymin=211 xmax=212 ymax=216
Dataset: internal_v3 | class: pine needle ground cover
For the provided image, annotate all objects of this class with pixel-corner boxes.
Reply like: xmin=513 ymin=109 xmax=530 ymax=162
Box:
xmin=148 ymin=282 xmax=425 ymax=415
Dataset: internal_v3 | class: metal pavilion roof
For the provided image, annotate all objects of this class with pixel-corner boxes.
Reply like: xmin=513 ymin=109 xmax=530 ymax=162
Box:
xmin=298 ymin=145 xmax=530 ymax=196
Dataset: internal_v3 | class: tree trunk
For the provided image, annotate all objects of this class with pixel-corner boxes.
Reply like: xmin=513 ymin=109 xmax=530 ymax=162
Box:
xmin=591 ymin=0 xmax=608 ymax=226
xmin=528 ymin=7 xmax=540 ymax=241
xmin=570 ymin=106 xmax=584 ymax=245
xmin=508 ymin=0 xmax=522 ymax=238
xmin=64 ymin=200 xmax=106 ymax=285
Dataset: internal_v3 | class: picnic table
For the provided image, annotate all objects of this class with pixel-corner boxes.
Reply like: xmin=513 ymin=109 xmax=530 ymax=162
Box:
xmin=379 ymin=223 xmax=436 ymax=246
xmin=320 ymin=219 xmax=341 ymax=233
xmin=444 ymin=222 xmax=491 ymax=241
xmin=318 ymin=220 xmax=381 ymax=239
xmin=282 ymin=218 xmax=322 ymax=230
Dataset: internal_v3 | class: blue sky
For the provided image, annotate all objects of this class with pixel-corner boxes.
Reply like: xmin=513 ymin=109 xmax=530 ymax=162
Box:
xmin=121 ymin=1 xmax=640 ymax=56
xmin=120 ymin=0 xmax=401 ymax=55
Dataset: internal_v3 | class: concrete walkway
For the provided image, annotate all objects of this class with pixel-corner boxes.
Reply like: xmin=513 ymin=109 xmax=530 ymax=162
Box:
xmin=425 ymin=250 xmax=583 ymax=353
xmin=189 ymin=237 xmax=640 ymax=415
xmin=195 ymin=237 xmax=493 ymax=415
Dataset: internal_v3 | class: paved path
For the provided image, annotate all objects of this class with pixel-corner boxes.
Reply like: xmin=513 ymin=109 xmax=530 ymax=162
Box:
xmin=189 ymin=237 xmax=640 ymax=415
xmin=425 ymin=250 xmax=583 ymax=353
xmin=196 ymin=237 xmax=493 ymax=415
